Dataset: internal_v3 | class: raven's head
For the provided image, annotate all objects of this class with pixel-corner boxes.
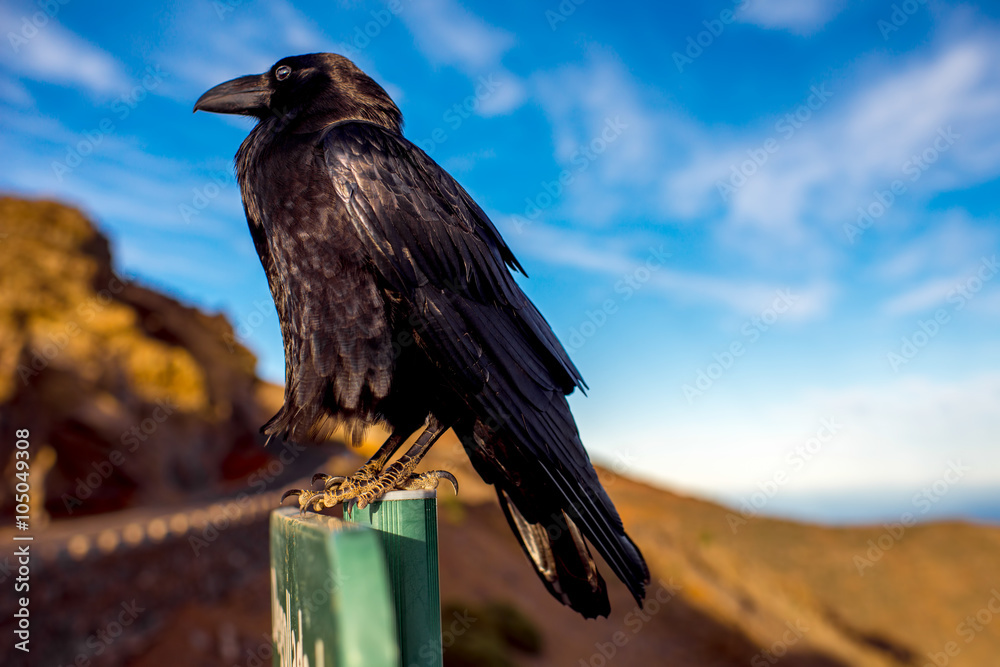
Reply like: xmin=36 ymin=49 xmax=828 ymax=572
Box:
xmin=194 ymin=53 xmax=402 ymax=134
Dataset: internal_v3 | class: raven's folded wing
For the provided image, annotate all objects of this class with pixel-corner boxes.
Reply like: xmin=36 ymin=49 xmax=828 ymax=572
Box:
xmin=322 ymin=121 xmax=584 ymax=395
xmin=322 ymin=121 xmax=649 ymax=614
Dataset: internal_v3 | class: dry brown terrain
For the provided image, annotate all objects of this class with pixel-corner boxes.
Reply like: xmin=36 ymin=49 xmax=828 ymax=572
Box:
xmin=3 ymin=197 xmax=998 ymax=666
xmin=426 ymin=434 xmax=1000 ymax=667
xmin=59 ymin=434 xmax=996 ymax=667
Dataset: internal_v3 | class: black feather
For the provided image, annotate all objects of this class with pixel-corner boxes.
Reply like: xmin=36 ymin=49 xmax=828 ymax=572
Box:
xmin=203 ymin=52 xmax=648 ymax=617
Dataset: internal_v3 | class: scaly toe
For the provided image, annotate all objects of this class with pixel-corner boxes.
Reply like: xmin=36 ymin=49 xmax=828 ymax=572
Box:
xmin=322 ymin=475 xmax=348 ymax=491
xmin=285 ymin=460 xmax=456 ymax=512
xmin=403 ymin=470 xmax=459 ymax=495
xmin=305 ymin=492 xmax=333 ymax=512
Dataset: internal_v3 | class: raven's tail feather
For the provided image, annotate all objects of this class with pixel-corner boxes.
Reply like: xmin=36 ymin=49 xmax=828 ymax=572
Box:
xmin=497 ymin=489 xmax=611 ymax=619
xmin=458 ymin=419 xmax=650 ymax=618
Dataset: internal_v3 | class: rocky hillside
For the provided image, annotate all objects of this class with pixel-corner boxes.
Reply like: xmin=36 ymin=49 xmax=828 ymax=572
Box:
xmin=50 ymin=431 xmax=995 ymax=667
xmin=423 ymin=435 xmax=1000 ymax=666
xmin=2 ymin=196 xmax=997 ymax=666
xmin=0 ymin=196 xmax=299 ymax=518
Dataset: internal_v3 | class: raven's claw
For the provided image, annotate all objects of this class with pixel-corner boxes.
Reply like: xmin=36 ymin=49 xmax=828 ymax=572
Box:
xmin=281 ymin=466 xmax=458 ymax=513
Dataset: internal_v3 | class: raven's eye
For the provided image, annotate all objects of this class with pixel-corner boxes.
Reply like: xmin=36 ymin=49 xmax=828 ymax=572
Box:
xmin=275 ymin=66 xmax=291 ymax=81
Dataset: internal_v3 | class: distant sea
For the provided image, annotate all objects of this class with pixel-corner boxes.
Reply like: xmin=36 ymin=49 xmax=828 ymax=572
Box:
xmin=710 ymin=486 xmax=1000 ymax=526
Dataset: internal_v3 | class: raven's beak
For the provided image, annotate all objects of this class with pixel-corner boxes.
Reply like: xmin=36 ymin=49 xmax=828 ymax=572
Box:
xmin=194 ymin=73 xmax=270 ymax=115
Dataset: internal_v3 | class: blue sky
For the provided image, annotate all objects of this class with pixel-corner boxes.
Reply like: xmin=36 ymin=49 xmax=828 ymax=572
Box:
xmin=2 ymin=0 xmax=999 ymax=523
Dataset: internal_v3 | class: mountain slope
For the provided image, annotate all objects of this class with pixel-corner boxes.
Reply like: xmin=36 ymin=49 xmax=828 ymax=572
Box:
xmin=421 ymin=435 xmax=1000 ymax=666
xmin=0 ymin=196 xmax=279 ymax=517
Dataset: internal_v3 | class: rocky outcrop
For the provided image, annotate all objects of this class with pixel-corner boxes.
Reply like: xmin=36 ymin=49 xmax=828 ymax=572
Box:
xmin=0 ymin=196 xmax=290 ymax=517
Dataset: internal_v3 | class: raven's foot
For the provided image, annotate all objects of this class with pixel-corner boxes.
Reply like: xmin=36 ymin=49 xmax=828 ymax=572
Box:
xmin=281 ymin=414 xmax=455 ymax=512
xmin=281 ymin=464 xmax=458 ymax=512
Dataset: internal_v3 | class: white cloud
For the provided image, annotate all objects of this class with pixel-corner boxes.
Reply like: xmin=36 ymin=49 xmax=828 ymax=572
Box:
xmin=508 ymin=217 xmax=835 ymax=320
xmin=270 ymin=0 xmax=326 ymax=51
xmin=531 ymin=49 xmax=686 ymax=225
xmin=737 ymin=0 xmax=846 ymax=35
xmin=398 ymin=0 xmax=513 ymax=68
xmin=397 ymin=0 xmax=525 ymax=115
xmin=159 ymin=0 xmax=402 ymax=107
xmin=876 ymin=211 xmax=997 ymax=282
xmin=475 ymin=70 xmax=524 ymax=117
xmin=663 ymin=35 xmax=1000 ymax=240
xmin=872 ymin=212 xmax=1000 ymax=319
xmin=0 ymin=4 xmax=130 ymax=97
xmin=0 ymin=73 xmax=32 ymax=106
xmin=881 ymin=276 xmax=963 ymax=317
xmin=162 ymin=0 xmax=326 ymax=96
xmin=882 ymin=252 xmax=1000 ymax=317
xmin=0 ymin=105 xmax=245 ymax=243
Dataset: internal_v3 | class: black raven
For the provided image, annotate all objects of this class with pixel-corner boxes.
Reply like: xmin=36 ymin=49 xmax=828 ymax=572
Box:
xmin=194 ymin=53 xmax=648 ymax=618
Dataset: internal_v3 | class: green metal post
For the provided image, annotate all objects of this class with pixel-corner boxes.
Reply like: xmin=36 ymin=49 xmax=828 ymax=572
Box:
xmin=270 ymin=507 xmax=399 ymax=667
xmin=344 ymin=489 xmax=442 ymax=667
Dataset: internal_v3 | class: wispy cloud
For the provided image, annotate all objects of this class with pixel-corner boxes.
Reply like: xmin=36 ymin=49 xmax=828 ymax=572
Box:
xmin=0 ymin=4 xmax=130 ymax=97
xmin=1 ymin=105 xmax=244 ymax=243
xmin=880 ymin=229 xmax=1000 ymax=317
xmin=158 ymin=0 xmax=331 ymax=98
xmin=509 ymin=217 xmax=835 ymax=320
xmin=737 ymin=0 xmax=846 ymax=35
xmin=158 ymin=0 xmax=403 ymax=105
xmin=0 ymin=72 xmax=32 ymax=106
xmin=397 ymin=0 xmax=525 ymax=115
xmin=663 ymin=34 xmax=1000 ymax=241
xmin=398 ymin=0 xmax=513 ymax=68
xmin=876 ymin=211 xmax=997 ymax=282
xmin=531 ymin=48 xmax=686 ymax=225
xmin=882 ymin=276 xmax=966 ymax=317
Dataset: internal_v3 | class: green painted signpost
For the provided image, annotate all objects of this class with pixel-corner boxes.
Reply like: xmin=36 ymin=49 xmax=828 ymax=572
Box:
xmin=345 ymin=489 xmax=442 ymax=667
xmin=269 ymin=490 xmax=442 ymax=667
